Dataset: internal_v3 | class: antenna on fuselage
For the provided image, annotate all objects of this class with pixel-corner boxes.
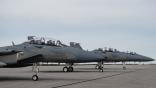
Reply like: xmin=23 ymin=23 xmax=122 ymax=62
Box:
xmin=12 ymin=41 xmax=15 ymax=46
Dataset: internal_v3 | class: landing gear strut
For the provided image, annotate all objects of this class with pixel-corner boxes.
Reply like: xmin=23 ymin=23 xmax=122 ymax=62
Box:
xmin=97 ymin=61 xmax=104 ymax=72
xmin=63 ymin=63 xmax=74 ymax=72
xmin=32 ymin=63 xmax=39 ymax=81
xmin=122 ymin=62 xmax=127 ymax=70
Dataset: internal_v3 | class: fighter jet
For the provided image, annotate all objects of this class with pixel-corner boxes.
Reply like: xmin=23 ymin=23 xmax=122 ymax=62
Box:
xmin=25 ymin=38 xmax=154 ymax=72
xmin=94 ymin=48 xmax=154 ymax=70
xmin=0 ymin=36 xmax=106 ymax=81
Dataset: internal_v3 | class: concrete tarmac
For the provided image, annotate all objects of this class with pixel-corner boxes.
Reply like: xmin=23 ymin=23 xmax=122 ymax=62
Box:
xmin=0 ymin=65 xmax=155 ymax=88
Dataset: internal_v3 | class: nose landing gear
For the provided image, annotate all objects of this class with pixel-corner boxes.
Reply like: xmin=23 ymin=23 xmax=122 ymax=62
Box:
xmin=32 ymin=75 xmax=38 ymax=81
xmin=32 ymin=63 xmax=39 ymax=81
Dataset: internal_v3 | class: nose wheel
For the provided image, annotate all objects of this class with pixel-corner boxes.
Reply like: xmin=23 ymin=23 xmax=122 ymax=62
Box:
xmin=32 ymin=75 xmax=39 ymax=81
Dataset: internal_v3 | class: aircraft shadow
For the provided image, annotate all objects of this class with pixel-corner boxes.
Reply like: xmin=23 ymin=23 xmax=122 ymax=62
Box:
xmin=0 ymin=76 xmax=31 ymax=81
xmin=39 ymin=70 xmax=127 ymax=73
xmin=0 ymin=76 xmax=87 ymax=81
xmin=40 ymin=70 xmax=99 ymax=73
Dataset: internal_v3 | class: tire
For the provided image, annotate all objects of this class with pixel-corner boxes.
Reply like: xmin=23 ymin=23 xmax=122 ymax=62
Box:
xmin=32 ymin=75 xmax=39 ymax=81
xmin=68 ymin=67 xmax=74 ymax=72
xmin=63 ymin=67 xmax=68 ymax=72
xmin=98 ymin=66 xmax=104 ymax=72
xmin=101 ymin=69 xmax=104 ymax=72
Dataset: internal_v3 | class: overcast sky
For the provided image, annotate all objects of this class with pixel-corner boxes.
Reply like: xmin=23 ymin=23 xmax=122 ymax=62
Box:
xmin=0 ymin=0 xmax=156 ymax=62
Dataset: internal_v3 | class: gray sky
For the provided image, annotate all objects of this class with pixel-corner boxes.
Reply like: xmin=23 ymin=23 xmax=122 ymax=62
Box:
xmin=0 ymin=0 xmax=156 ymax=63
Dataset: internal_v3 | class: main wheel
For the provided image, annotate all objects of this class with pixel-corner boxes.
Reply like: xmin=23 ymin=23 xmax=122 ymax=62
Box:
xmin=68 ymin=67 xmax=74 ymax=72
xmin=99 ymin=69 xmax=104 ymax=72
xmin=63 ymin=67 xmax=68 ymax=72
xmin=32 ymin=75 xmax=39 ymax=81
xmin=98 ymin=66 xmax=104 ymax=72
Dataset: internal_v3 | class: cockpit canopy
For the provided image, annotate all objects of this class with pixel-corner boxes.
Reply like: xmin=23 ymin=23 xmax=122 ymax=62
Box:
xmin=26 ymin=36 xmax=83 ymax=49
xmin=27 ymin=36 xmax=67 ymax=47
xmin=96 ymin=47 xmax=137 ymax=55
xmin=95 ymin=48 xmax=118 ymax=53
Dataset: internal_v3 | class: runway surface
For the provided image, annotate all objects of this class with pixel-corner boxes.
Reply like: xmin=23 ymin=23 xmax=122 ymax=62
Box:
xmin=0 ymin=65 xmax=155 ymax=88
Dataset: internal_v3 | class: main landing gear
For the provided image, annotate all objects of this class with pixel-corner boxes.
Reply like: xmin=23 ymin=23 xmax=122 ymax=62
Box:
xmin=96 ymin=61 xmax=104 ymax=72
xmin=63 ymin=63 xmax=74 ymax=72
xmin=32 ymin=63 xmax=39 ymax=81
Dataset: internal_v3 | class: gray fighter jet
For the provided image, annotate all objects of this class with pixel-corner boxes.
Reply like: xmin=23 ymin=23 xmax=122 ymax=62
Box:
xmin=94 ymin=48 xmax=154 ymax=70
xmin=0 ymin=36 xmax=154 ymax=81
xmin=0 ymin=36 xmax=106 ymax=81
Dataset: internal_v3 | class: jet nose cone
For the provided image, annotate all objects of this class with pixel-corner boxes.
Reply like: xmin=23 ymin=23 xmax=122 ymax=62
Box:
xmin=146 ymin=57 xmax=155 ymax=61
xmin=150 ymin=58 xmax=155 ymax=61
